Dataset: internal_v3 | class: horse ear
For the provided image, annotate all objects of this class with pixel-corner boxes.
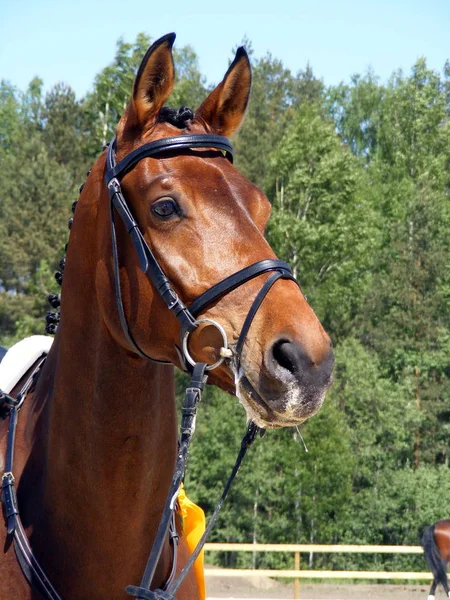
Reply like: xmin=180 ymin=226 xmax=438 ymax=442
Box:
xmin=195 ymin=47 xmax=251 ymax=137
xmin=121 ymin=33 xmax=176 ymax=132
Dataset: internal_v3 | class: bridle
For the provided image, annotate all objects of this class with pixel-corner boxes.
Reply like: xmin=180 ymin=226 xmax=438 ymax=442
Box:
xmin=105 ymin=133 xmax=297 ymax=370
xmin=2 ymin=131 xmax=302 ymax=600
xmin=105 ymin=132 xmax=300 ymax=600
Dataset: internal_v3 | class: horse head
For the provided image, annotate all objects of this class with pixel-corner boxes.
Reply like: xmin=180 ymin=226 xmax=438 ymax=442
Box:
xmin=84 ymin=33 xmax=333 ymax=428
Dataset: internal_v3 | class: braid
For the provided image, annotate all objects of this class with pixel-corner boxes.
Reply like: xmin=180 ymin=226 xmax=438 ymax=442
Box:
xmin=159 ymin=106 xmax=194 ymax=128
xmin=45 ymin=168 xmax=92 ymax=335
xmin=44 ymin=111 xmax=191 ymax=337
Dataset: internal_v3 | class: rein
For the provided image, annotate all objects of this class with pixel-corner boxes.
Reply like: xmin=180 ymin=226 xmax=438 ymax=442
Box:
xmin=2 ymin=132 xmax=301 ymax=600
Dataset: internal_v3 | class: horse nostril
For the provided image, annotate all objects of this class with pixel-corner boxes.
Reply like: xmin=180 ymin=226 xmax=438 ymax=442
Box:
xmin=270 ymin=338 xmax=334 ymax=389
xmin=271 ymin=339 xmax=314 ymax=376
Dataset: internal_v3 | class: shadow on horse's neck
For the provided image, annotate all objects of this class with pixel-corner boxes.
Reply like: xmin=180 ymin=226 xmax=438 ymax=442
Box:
xmin=25 ymin=158 xmax=178 ymax=596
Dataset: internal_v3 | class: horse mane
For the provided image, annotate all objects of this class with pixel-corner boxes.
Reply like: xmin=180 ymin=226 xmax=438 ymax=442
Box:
xmin=44 ymin=106 xmax=195 ymax=334
xmin=158 ymin=106 xmax=194 ymax=128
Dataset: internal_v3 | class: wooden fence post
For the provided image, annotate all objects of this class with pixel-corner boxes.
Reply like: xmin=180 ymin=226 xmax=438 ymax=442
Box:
xmin=294 ymin=551 xmax=300 ymax=599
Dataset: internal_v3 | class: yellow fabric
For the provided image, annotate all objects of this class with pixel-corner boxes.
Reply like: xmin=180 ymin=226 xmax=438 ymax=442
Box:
xmin=177 ymin=485 xmax=206 ymax=600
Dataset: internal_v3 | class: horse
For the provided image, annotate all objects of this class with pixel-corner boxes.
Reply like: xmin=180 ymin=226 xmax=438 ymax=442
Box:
xmin=0 ymin=33 xmax=334 ymax=600
xmin=422 ymin=520 xmax=450 ymax=599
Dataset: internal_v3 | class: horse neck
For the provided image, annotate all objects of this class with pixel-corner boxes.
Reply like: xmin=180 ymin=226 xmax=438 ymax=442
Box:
xmin=28 ymin=160 xmax=178 ymax=595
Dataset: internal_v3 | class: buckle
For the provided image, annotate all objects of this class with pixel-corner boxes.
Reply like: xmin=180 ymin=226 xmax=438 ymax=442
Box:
xmin=0 ymin=391 xmax=18 ymax=419
xmin=107 ymin=177 xmax=121 ymax=197
xmin=166 ymin=290 xmax=179 ymax=310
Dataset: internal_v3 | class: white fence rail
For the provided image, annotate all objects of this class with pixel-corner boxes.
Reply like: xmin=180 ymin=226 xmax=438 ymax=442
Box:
xmin=203 ymin=543 xmax=430 ymax=599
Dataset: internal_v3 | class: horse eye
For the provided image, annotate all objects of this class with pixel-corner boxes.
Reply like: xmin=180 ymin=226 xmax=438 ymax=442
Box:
xmin=151 ymin=198 xmax=178 ymax=219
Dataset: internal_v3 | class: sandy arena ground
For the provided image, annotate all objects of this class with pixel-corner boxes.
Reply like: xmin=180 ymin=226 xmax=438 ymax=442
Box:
xmin=205 ymin=567 xmax=435 ymax=600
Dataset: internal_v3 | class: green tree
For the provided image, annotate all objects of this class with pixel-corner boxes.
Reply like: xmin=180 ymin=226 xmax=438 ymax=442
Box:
xmin=83 ymin=35 xmax=150 ymax=150
xmin=0 ymin=135 xmax=74 ymax=292
xmin=233 ymin=53 xmax=298 ymax=190
xmin=357 ymin=60 xmax=450 ymax=467
xmin=267 ymin=101 xmax=378 ymax=340
xmin=169 ymin=44 xmax=209 ymax=108
xmin=42 ymin=83 xmax=89 ymax=180
xmin=326 ymin=70 xmax=383 ymax=159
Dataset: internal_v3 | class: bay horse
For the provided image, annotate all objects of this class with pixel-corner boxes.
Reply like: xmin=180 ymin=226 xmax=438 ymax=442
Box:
xmin=422 ymin=520 xmax=450 ymax=599
xmin=0 ymin=33 xmax=334 ymax=600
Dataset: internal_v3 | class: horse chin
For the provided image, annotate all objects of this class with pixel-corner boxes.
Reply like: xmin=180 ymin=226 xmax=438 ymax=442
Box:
xmin=234 ymin=370 xmax=326 ymax=429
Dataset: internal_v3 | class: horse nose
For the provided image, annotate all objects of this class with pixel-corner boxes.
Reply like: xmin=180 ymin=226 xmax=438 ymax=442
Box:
xmin=269 ymin=338 xmax=334 ymax=388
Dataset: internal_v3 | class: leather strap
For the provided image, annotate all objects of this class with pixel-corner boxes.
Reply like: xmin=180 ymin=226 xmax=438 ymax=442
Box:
xmin=105 ymin=137 xmax=297 ymax=364
xmin=2 ymin=405 xmax=18 ymax=536
xmin=129 ymin=363 xmax=208 ymax=599
xmin=108 ymin=184 xmax=198 ymax=334
xmin=13 ymin=518 xmax=63 ymax=600
xmin=188 ymin=259 xmax=293 ymax=318
xmin=105 ymin=135 xmax=233 ymax=182
xmin=126 ymin=420 xmax=261 ymax=600
xmin=1 ymin=358 xmax=64 ymax=600
xmin=235 ymin=270 xmax=297 ymax=362
xmin=164 ymin=422 xmax=261 ymax=597
xmin=109 ymin=192 xmax=160 ymax=361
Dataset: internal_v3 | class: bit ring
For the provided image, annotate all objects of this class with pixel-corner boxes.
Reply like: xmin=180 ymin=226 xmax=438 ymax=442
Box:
xmin=182 ymin=318 xmax=231 ymax=371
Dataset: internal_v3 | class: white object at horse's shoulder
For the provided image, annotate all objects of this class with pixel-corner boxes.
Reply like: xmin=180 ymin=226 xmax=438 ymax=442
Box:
xmin=0 ymin=335 xmax=53 ymax=394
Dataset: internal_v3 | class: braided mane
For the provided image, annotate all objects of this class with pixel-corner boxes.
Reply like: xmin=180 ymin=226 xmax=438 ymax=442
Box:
xmin=45 ymin=106 xmax=195 ymax=334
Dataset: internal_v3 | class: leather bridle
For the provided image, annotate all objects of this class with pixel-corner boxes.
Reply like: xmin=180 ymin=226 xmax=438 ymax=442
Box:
xmin=104 ymin=133 xmax=301 ymax=600
xmin=105 ymin=134 xmax=297 ymax=370
xmin=2 ymin=132 xmax=302 ymax=600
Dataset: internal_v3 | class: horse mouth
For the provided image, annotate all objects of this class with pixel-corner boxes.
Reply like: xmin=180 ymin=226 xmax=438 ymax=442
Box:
xmin=235 ymin=372 xmax=324 ymax=429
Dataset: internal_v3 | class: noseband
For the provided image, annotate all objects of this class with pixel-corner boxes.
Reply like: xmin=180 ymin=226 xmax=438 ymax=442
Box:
xmin=105 ymin=133 xmax=298 ymax=370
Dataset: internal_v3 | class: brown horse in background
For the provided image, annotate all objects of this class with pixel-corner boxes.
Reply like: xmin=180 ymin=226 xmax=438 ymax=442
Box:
xmin=0 ymin=34 xmax=333 ymax=599
xmin=422 ymin=520 xmax=450 ymax=599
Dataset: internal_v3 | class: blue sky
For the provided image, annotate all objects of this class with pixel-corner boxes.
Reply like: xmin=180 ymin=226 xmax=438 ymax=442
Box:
xmin=1 ymin=0 xmax=449 ymax=98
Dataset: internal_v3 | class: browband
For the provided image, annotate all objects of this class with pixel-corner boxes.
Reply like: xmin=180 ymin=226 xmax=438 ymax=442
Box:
xmin=106 ymin=134 xmax=233 ymax=182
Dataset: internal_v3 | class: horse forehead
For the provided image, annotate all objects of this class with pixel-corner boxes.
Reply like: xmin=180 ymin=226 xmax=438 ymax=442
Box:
xmin=141 ymin=152 xmax=258 ymax=206
xmin=172 ymin=153 xmax=230 ymax=179
xmin=122 ymin=122 xmax=257 ymax=197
